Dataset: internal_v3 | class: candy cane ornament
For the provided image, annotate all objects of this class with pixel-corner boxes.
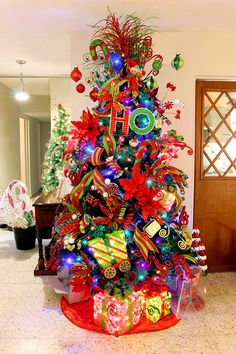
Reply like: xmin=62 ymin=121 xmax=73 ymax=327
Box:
xmin=133 ymin=139 xmax=158 ymax=175
xmin=89 ymin=39 xmax=112 ymax=74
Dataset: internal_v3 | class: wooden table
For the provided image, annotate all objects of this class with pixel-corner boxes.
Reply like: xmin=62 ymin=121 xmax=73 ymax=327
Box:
xmin=33 ymin=193 xmax=60 ymax=276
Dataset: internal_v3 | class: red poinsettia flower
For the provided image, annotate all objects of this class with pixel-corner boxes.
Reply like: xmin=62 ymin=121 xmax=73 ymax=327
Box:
xmin=71 ymin=109 xmax=103 ymax=146
xmin=119 ymin=173 xmax=165 ymax=221
xmin=119 ymin=172 xmax=147 ymax=200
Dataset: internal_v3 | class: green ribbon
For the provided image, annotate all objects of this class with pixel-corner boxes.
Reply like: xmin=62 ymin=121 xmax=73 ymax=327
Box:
xmin=127 ymin=296 xmax=133 ymax=332
xmin=101 ymin=299 xmax=107 ymax=331
xmin=105 ymin=279 xmax=134 ymax=301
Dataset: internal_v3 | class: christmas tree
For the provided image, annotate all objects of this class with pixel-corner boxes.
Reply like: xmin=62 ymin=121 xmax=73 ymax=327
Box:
xmin=41 ymin=104 xmax=70 ymax=193
xmin=46 ymin=14 xmax=207 ymax=335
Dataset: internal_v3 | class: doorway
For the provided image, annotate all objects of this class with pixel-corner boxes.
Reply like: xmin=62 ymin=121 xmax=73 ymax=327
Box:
xmin=194 ymin=80 xmax=236 ymax=272
xmin=19 ymin=116 xmax=44 ymax=197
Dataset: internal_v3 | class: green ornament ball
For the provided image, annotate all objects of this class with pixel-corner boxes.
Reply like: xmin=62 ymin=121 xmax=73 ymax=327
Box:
xmin=152 ymin=59 xmax=162 ymax=71
xmin=171 ymin=53 xmax=184 ymax=70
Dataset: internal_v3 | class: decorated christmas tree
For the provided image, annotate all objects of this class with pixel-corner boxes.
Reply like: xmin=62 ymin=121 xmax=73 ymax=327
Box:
xmin=46 ymin=14 xmax=207 ymax=336
xmin=41 ymin=104 xmax=70 ymax=193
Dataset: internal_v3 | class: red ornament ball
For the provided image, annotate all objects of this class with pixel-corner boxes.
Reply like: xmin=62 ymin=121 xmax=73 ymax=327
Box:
xmin=71 ymin=66 xmax=82 ymax=82
xmin=89 ymin=87 xmax=98 ymax=102
xmin=76 ymin=83 xmax=85 ymax=93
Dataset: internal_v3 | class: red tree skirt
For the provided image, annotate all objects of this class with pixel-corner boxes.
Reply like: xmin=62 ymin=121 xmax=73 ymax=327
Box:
xmin=61 ymin=296 xmax=180 ymax=336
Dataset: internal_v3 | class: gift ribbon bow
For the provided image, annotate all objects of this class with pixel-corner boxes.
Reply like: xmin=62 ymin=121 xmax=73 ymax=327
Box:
xmin=141 ymin=278 xmax=168 ymax=297
xmin=97 ymin=77 xmax=130 ymax=113
xmin=105 ymin=279 xmax=134 ymax=300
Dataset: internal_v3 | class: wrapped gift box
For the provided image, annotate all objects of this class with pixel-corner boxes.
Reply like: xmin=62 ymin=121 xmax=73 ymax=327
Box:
xmin=139 ymin=280 xmax=172 ymax=323
xmin=93 ymin=292 xmax=142 ymax=336
xmin=173 ymin=266 xmax=205 ymax=318
xmin=177 ymin=267 xmax=201 ymax=300
xmin=66 ymin=283 xmax=91 ymax=304
xmin=56 ymin=265 xmax=92 ymax=304
xmin=143 ymin=290 xmax=172 ymax=323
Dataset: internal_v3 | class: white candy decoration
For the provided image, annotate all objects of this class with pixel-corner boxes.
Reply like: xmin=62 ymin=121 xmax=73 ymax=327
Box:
xmin=0 ymin=180 xmax=35 ymax=229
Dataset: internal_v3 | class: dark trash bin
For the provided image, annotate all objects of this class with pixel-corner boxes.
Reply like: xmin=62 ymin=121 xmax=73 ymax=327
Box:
xmin=13 ymin=225 xmax=36 ymax=250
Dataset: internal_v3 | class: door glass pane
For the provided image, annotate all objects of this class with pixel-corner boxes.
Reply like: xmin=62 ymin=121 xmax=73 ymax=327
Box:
xmin=214 ymin=152 xmax=231 ymax=173
xmin=228 ymin=91 xmax=236 ymax=102
xmin=214 ymin=123 xmax=231 ymax=146
xmin=203 ymin=155 xmax=210 ymax=171
xmin=204 ymin=96 xmax=212 ymax=114
xmin=215 ymin=93 xmax=233 ymax=116
xmin=205 ymin=166 xmax=218 ymax=176
xmin=227 ymin=167 xmax=236 ymax=177
xmin=203 ymin=127 xmax=211 ymax=143
xmin=226 ymin=109 xmax=236 ymax=132
xmin=204 ymin=141 xmax=221 ymax=160
xmin=204 ymin=108 xmax=221 ymax=131
xmin=225 ymin=139 xmax=236 ymax=160
xmin=207 ymin=91 xmax=221 ymax=102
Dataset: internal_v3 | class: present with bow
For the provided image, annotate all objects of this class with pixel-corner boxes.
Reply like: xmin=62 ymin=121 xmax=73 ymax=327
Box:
xmin=173 ymin=265 xmax=205 ymax=318
xmin=140 ymin=279 xmax=172 ymax=323
xmin=93 ymin=279 xmax=142 ymax=336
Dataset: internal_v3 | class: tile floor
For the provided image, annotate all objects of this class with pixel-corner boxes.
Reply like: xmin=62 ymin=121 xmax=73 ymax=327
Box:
xmin=0 ymin=228 xmax=235 ymax=354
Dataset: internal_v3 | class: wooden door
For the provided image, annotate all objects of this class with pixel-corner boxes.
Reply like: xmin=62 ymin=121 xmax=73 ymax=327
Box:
xmin=194 ymin=80 xmax=236 ymax=272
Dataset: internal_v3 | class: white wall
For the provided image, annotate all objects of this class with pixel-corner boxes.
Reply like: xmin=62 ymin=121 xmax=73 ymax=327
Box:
xmin=154 ymin=32 xmax=236 ymax=227
xmin=50 ymin=78 xmax=71 ymax=125
xmin=71 ymin=31 xmax=93 ymax=119
xmin=0 ymin=82 xmax=20 ymax=192
xmin=71 ymin=31 xmax=236 ymax=227
xmin=19 ymin=95 xmax=50 ymax=116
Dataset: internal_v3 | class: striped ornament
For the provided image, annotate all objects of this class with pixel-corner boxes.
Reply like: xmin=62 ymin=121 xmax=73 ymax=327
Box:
xmin=89 ymin=39 xmax=112 ymax=72
xmin=89 ymin=147 xmax=104 ymax=166
xmin=146 ymin=76 xmax=157 ymax=90
xmin=93 ymin=169 xmax=107 ymax=195
xmin=133 ymin=227 xmax=158 ymax=261
xmin=70 ymin=168 xmax=108 ymax=208
xmin=102 ymin=132 xmax=117 ymax=156
xmin=133 ymin=139 xmax=158 ymax=175
xmin=171 ymin=53 xmax=184 ymax=71
xmin=70 ymin=170 xmax=94 ymax=208
xmin=88 ymin=230 xmax=128 ymax=269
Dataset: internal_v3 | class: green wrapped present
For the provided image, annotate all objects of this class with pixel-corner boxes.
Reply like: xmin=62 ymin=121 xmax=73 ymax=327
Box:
xmin=145 ymin=291 xmax=172 ymax=323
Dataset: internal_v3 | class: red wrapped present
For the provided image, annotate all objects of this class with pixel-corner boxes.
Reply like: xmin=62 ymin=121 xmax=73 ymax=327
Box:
xmin=93 ymin=291 xmax=142 ymax=336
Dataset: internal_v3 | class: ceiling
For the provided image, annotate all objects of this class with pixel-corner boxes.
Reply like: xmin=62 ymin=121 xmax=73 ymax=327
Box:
xmin=0 ymin=0 xmax=236 ymax=78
